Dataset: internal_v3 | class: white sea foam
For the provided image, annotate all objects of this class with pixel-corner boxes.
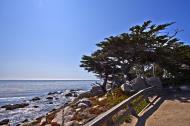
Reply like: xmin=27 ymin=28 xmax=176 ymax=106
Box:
xmin=0 ymin=80 xmax=95 ymax=126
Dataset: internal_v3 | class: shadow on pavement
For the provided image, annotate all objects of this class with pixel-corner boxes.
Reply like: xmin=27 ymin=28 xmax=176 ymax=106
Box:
xmin=135 ymin=96 xmax=165 ymax=126
xmin=135 ymin=90 xmax=190 ymax=126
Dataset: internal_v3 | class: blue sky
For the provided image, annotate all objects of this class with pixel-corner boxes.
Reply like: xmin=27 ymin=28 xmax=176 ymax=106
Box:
xmin=0 ymin=0 xmax=189 ymax=80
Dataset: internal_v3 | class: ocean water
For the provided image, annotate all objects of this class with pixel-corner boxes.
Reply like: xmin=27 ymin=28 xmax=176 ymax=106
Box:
xmin=0 ymin=80 xmax=97 ymax=125
xmin=0 ymin=80 xmax=95 ymax=105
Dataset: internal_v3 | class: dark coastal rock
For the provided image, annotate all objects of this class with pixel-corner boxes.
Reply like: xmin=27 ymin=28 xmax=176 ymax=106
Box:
xmin=46 ymin=96 xmax=53 ymax=100
xmin=146 ymin=77 xmax=162 ymax=88
xmin=121 ymin=77 xmax=148 ymax=93
xmin=48 ymin=92 xmax=57 ymax=95
xmin=50 ymin=108 xmax=57 ymax=112
xmin=65 ymin=90 xmax=80 ymax=97
xmin=70 ymin=89 xmax=82 ymax=92
xmin=36 ymin=116 xmax=43 ymax=121
xmin=73 ymin=93 xmax=78 ymax=97
xmin=31 ymin=97 xmax=40 ymax=101
xmin=1 ymin=103 xmax=29 ymax=110
xmin=78 ymin=91 xmax=93 ymax=99
xmin=0 ymin=119 xmax=9 ymax=125
xmin=65 ymin=92 xmax=73 ymax=97
xmin=33 ymin=105 xmax=39 ymax=108
xmin=70 ymin=89 xmax=75 ymax=92
xmin=130 ymin=77 xmax=148 ymax=91
xmin=22 ymin=119 xmax=29 ymax=123
xmin=90 ymin=85 xmax=104 ymax=96
xmin=48 ymin=102 xmax=53 ymax=104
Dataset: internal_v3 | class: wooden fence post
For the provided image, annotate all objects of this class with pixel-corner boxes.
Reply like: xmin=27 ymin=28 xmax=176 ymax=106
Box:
xmin=107 ymin=118 xmax=114 ymax=126
xmin=128 ymin=104 xmax=139 ymax=118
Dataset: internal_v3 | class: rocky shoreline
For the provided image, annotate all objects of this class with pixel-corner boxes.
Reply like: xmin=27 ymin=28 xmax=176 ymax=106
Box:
xmin=9 ymin=85 xmax=106 ymax=126
xmin=0 ymin=77 xmax=170 ymax=126
xmin=0 ymin=89 xmax=85 ymax=126
xmin=23 ymin=81 xmax=150 ymax=126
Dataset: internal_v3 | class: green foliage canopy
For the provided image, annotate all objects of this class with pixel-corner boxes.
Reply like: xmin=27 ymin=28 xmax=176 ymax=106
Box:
xmin=80 ymin=20 xmax=190 ymax=87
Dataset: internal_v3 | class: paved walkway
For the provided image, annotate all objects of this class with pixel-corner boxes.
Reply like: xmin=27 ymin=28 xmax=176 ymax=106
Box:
xmin=122 ymin=91 xmax=190 ymax=126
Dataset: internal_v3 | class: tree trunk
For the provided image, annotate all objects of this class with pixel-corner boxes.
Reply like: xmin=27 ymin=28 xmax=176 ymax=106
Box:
xmin=101 ymin=74 xmax=108 ymax=93
xmin=153 ymin=63 xmax=156 ymax=77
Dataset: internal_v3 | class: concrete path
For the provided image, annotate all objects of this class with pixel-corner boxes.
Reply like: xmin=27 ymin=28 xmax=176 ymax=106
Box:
xmin=122 ymin=91 xmax=190 ymax=126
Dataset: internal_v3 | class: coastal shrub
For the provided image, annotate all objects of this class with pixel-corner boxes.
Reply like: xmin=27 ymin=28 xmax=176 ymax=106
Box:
xmin=106 ymin=88 xmax=149 ymax=123
xmin=132 ymin=98 xmax=149 ymax=114
xmin=106 ymin=88 xmax=130 ymax=107
xmin=88 ymin=106 xmax=106 ymax=115
xmin=70 ymin=88 xmax=150 ymax=125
